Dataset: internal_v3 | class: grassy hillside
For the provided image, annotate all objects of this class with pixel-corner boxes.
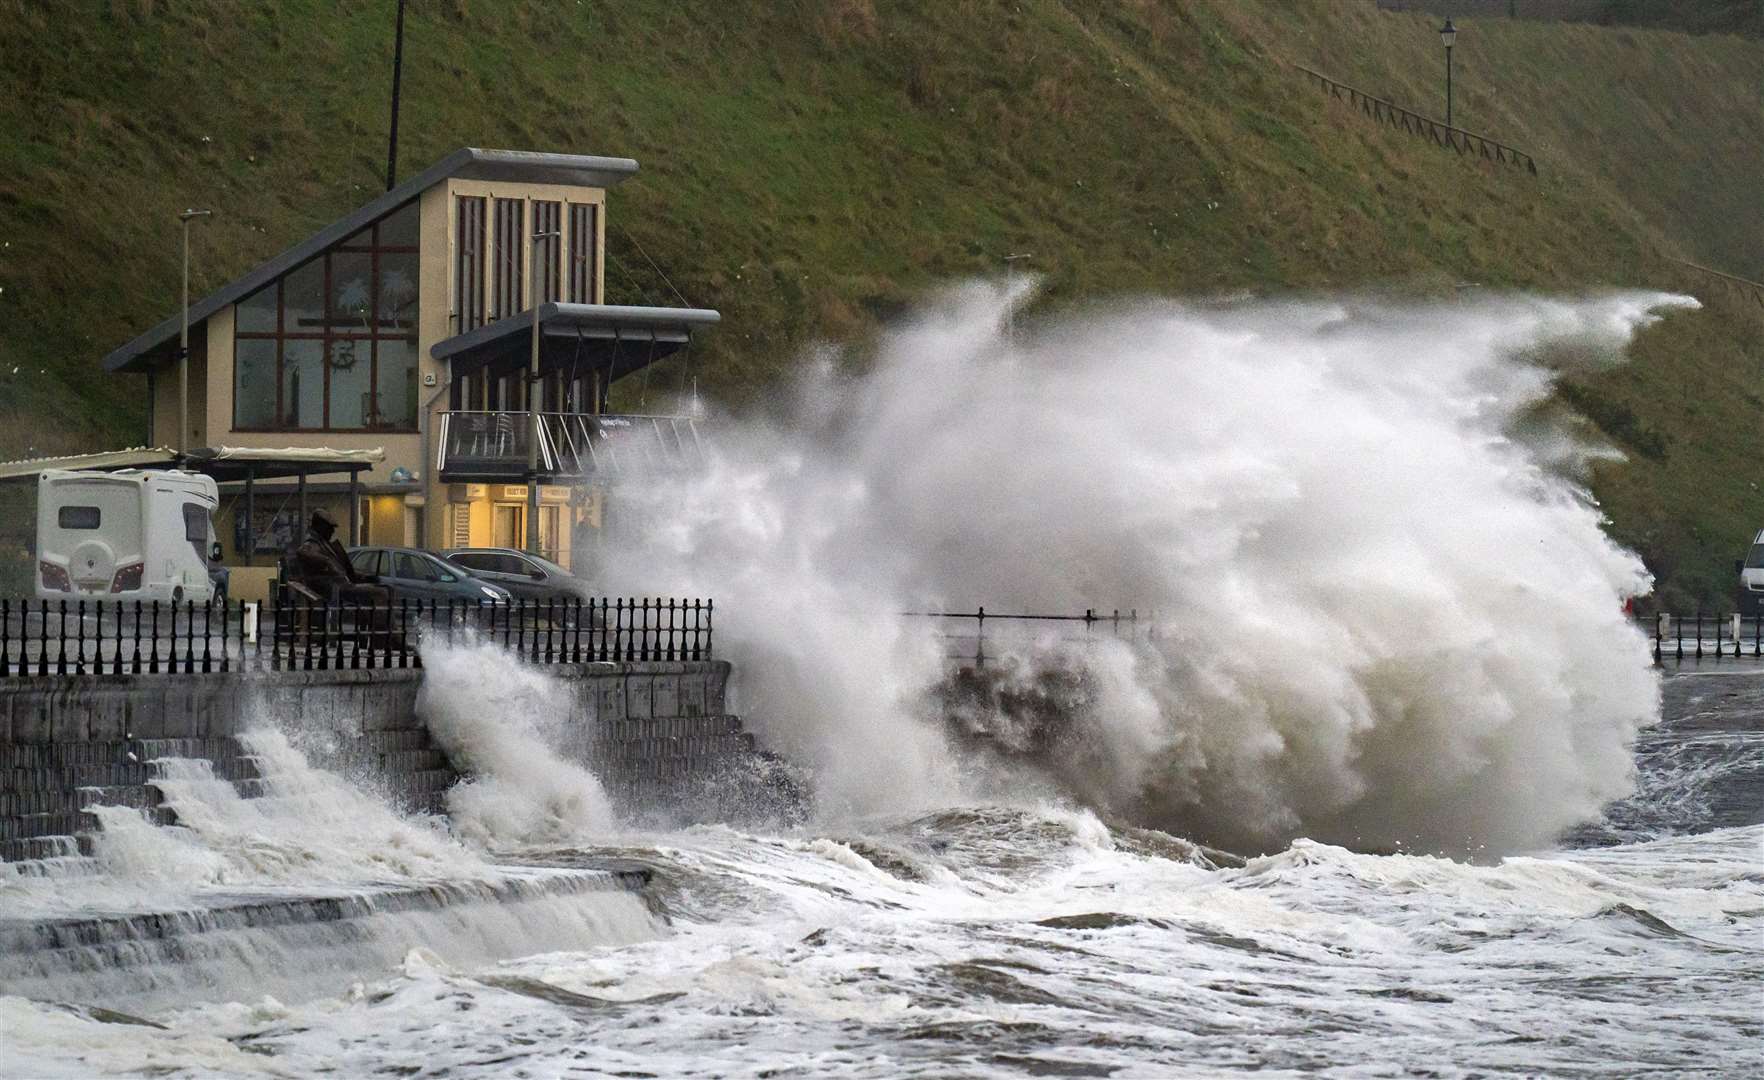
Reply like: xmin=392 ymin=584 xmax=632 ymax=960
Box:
xmin=0 ymin=0 xmax=1758 ymax=607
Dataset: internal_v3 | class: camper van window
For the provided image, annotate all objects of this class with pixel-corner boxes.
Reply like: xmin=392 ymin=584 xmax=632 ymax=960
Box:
xmin=58 ymin=506 xmax=101 ymax=530
xmin=182 ymin=504 xmax=211 ymax=562
xmin=1747 ymin=544 xmax=1764 ymax=570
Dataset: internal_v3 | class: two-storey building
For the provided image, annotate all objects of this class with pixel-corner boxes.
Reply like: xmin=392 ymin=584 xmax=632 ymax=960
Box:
xmin=100 ymin=148 xmax=718 ymax=602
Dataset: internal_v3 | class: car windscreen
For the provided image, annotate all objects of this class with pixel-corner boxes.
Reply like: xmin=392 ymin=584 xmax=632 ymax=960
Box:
xmin=350 ymin=549 xmax=384 ymax=576
xmin=405 ymin=553 xmax=458 ymax=582
xmin=1747 ymin=544 xmax=1764 ymax=570
xmin=525 ymin=553 xmax=569 ymax=577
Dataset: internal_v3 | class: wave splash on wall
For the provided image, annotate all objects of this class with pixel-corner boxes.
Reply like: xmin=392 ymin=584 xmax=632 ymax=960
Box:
xmin=603 ymin=283 xmax=1695 ymax=855
xmin=417 ymin=638 xmax=618 ymax=850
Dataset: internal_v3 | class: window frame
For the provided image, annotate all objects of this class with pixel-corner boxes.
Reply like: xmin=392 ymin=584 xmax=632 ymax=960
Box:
xmin=57 ymin=506 xmax=101 ymax=530
xmin=232 ymin=202 xmax=421 ymax=434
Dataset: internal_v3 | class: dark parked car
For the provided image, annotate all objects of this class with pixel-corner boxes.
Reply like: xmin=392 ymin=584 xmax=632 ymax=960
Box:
xmin=347 ymin=546 xmax=513 ymax=606
xmin=442 ymin=548 xmax=594 ymax=606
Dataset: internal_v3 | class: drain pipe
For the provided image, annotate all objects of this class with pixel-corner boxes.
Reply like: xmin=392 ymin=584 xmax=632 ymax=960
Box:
xmin=417 ymin=380 xmax=452 ymax=549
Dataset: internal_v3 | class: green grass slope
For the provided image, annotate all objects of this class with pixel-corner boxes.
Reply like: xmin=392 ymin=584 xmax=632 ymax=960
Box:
xmin=0 ymin=0 xmax=1758 ymax=606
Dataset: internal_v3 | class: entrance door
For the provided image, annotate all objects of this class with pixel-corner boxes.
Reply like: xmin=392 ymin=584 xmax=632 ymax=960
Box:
xmin=537 ymin=504 xmax=561 ymax=563
xmin=492 ymin=504 xmax=525 ymax=549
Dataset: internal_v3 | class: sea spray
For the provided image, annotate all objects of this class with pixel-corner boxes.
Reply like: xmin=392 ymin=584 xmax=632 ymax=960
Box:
xmin=597 ymin=282 xmax=1695 ymax=855
xmin=416 ymin=638 xmax=617 ymax=850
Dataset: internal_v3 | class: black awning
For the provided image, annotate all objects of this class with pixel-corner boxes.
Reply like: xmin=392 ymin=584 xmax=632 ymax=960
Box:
xmin=432 ymin=302 xmax=721 ymax=382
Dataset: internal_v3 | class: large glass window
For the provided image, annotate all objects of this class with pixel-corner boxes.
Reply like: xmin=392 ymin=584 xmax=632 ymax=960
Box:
xmin=233 ymin=201 xmax=420 ymax=431
xmin=456 ymin=196 xmax=485 ymax=334
xmin=491 ymin=198 xmax=524 ymax=320
xmin=533 ymin=200 xmax=562 ymax=304
xmin=568 ymin=203 xmax=598 ymax=303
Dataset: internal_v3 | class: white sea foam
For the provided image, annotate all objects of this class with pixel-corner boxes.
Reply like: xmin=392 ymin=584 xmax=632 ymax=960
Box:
xmin=598 ymin=283 xmax=1694 ymax=854
xmin=15 ymin=804 xmax=1752 ymax=1078
xmin=416 ymin=638 xmax=618 ymax=850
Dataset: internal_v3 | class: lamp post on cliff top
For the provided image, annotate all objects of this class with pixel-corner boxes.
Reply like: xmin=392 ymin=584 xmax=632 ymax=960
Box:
xmin=527 ymin=227 xmax=561 ymax=557
xmin=177 ymin=208 xmax=212 ymax=453
xmin=1440 ymin=18 xmax=1457 ymax=127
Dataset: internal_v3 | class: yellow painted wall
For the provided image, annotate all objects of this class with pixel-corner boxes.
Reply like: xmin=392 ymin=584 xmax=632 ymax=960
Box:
xmin=148 ymin=172 xmax=614 ymax=565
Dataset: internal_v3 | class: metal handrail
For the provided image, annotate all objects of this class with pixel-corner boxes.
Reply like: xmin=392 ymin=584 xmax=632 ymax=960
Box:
xmin=1295 ymin=65 xmax=1538 ymax=175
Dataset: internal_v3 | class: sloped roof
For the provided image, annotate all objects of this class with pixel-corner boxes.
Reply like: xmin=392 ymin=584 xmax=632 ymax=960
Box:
xmin=101 ymin=148 xmax=640 ymax=374
xmin=0 ymin=447 xmax=178 ymax=482
xmin=0 ymin=445 xmax=385 ymax=483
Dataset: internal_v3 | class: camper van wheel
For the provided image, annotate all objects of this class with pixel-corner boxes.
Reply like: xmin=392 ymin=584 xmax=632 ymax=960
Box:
xmin=172 ymin=586 xmax=184 ymax=603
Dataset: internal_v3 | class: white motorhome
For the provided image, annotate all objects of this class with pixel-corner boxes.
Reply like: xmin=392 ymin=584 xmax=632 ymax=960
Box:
xmin=1741 ymin=528 xmax=1764 ymax=615
xmin=36 ymin=469 xmax=219 ymax=603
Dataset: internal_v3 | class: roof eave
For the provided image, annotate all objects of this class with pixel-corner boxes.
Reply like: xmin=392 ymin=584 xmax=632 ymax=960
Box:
xmin=430 ymin=303 xmax=723 ymax=363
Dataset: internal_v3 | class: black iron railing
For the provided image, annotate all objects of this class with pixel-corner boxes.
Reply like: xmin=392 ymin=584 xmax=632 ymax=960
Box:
xmin=435 ymin=410 xmax=707 ymax=480
xmin=1646 ymin=611 xmax=1764 ymax=663
xmin=901 ymin=608 xmax=1152 ymax=668
xmin=1296 ymin=65 xmax=1538 ymax=175
xmin=0 ymin=594 xmax=714 ymax=677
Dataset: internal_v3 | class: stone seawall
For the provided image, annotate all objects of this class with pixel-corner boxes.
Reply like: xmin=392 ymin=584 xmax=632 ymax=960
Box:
xmin=0 ymin=661 xmax=762 ymax=862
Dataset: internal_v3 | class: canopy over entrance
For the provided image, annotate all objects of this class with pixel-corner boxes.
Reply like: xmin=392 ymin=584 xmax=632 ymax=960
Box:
xmin=431 ymin=303 xmax=722 ymax=388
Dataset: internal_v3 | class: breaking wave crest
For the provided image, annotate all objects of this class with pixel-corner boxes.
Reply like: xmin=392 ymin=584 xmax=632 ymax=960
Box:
xmin=602 ymin=283 xmax=1696 ymax=855
xmin=417 ymin=638 xmax=618 ymax=850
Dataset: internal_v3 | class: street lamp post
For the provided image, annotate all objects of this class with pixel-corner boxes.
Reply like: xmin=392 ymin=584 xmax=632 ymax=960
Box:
xmin=527 ymin=226 xmax=562 ymax=557
xmin=1440 ymin=18 xmax=1457 ymax=127
xmin=177 ymin=208 xmax=212 ymax=452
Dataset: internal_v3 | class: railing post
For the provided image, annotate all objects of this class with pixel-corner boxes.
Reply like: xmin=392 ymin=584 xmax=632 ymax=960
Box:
xmin=1695 ymin=610 xmax=1704 ymax=659
xmin=200 ymin=599 xmax=213 ymax=673
xmin=55 ymin=599 xmax=68 ymax=675
xmin=1 ymin=598 xmax=9 ymax=678
xmin=75 ymin=599 xmax=87 ymax=675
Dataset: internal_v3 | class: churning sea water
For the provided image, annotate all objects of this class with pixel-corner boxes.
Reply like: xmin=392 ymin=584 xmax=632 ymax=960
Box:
xmin=4 ymin=288 xmax=1755 ymax=1076
xmin=1 ymin=662 xmax=1758 ymax=1078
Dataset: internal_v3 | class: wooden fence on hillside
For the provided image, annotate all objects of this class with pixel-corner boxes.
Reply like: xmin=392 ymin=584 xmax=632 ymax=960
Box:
xmin=1296 ymin=65 xmax=1538 ymax=176
xmin=1668 ymin=258 xmax=1764 ymax=311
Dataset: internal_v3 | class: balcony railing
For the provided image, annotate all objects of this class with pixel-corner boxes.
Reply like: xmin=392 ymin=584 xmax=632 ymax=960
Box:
xmin=436 ymin=411 xmax=707 ymax=481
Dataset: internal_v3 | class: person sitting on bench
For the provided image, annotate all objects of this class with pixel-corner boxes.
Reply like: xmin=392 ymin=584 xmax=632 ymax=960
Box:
xmin=291 ymin=509 xmax=391 ymax=613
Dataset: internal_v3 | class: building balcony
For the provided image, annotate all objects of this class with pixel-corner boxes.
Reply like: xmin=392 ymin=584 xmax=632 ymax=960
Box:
xmin=436 ymin=411 xmax=707 ymax=483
